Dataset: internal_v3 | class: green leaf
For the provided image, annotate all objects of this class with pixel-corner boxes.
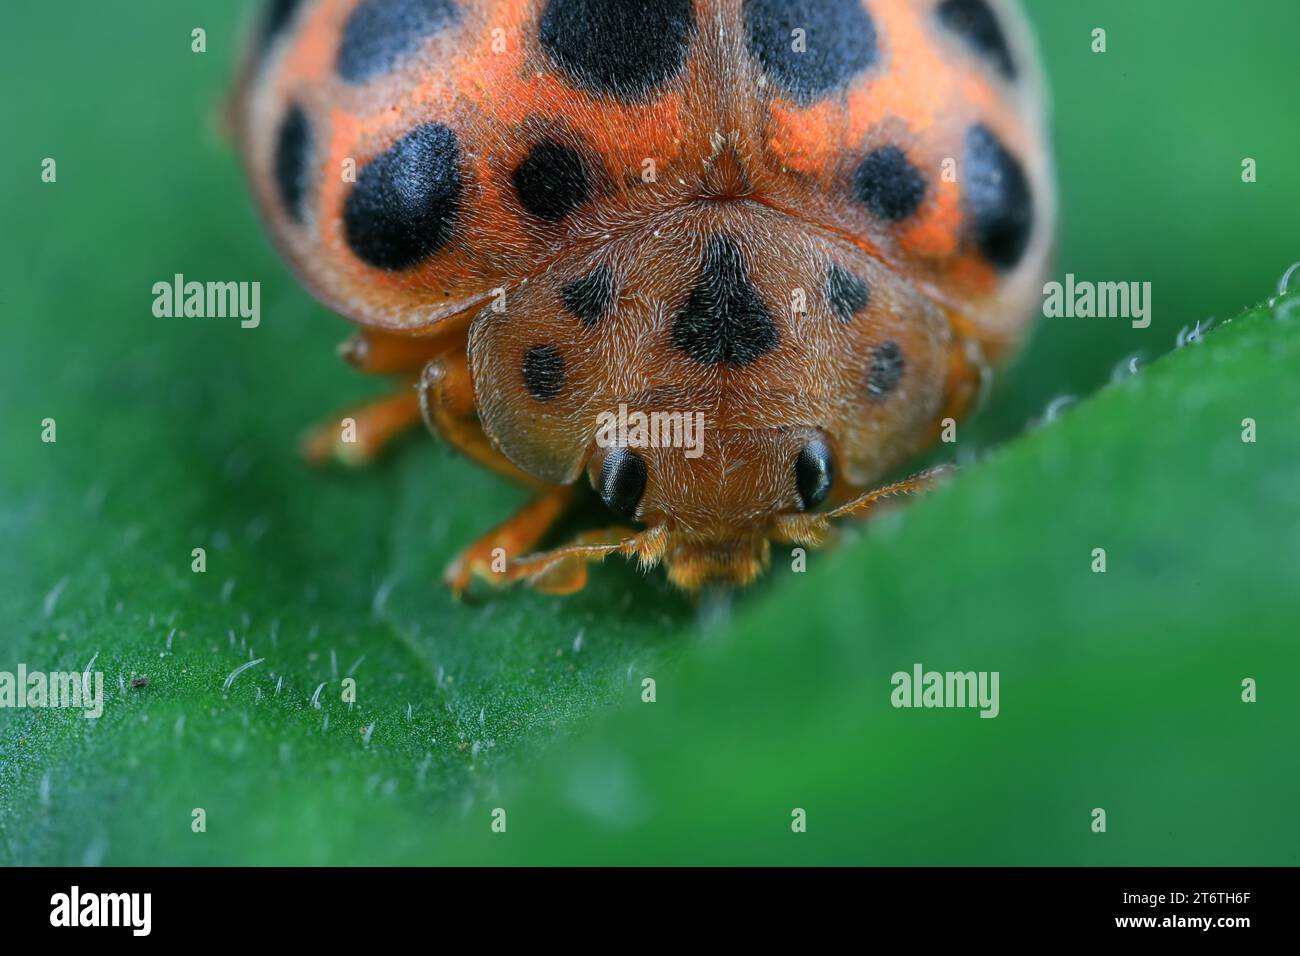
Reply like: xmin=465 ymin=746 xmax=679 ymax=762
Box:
xmin=5 ymin=296 xmax=1296 ymax=864
xmin=425 ymin=300 xmax=1300 ymax=865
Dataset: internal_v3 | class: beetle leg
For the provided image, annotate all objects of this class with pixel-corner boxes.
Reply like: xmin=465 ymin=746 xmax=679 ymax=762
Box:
xmin=488 ymin=524 xmax=665 ymax=595
xmin=447 ymin=513 xmax=662 ymax=597
xmin=300 ymin=388 xmax=423 ymax=466
xmin=443 ymin=485 xmax=579 ymax=596
xmin=507 ymin=526 xmax=646 ymax=595
xmin=339 ymin=324 xmax=466 ymax=375
xmin=301 ymin=323 xmax=470 ymax=466
xmin=417 ymin=353 xmax=549 ymax=489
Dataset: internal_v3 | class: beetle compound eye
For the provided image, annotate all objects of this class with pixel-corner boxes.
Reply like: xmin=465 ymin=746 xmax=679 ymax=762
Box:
xmin=795 ymin=439 xmax=835 ymax=510
xmin=598 ymin=448 xmax=648 ymax=520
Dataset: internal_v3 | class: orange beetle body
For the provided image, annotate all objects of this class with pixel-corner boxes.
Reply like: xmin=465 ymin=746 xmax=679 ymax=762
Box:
xmin=235 ymin=0 xmax=1054 ymax=593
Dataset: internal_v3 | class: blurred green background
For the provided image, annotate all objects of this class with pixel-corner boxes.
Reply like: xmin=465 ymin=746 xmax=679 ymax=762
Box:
xmin=0 ymin=0 xmax=1296 ymax=865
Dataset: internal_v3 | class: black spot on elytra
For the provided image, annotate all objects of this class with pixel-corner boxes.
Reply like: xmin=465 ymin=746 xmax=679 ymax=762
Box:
xmin=539 ymin=0 xmax=695 ymax=101
xmin=337 ymin=0 xmax=459 ymax=83
xmin=964 ymin=124 xmax=1033 ymax=270
xmin=259 ymin=0 xmax=304 ymax=54
xmin=936 ymin=0 xmax=1017 ymax=79
xmin=867 ymin=341 xmax=904 ymax=397
xmin=274 ymin=104 xmax=311 ymax=223
xmin=854 ymin=146 xmax=926 ymax=222
xmin=826 ymin=264 xmax=870 ymax=322
xmin=522 ymin=344 xmax=565 ymax=400
xmin=795 ymin=438 xmax=835 ymax=510
xmin=512 ymin=140 xmax=590 ymax=222
xmin=598 ymin=447 xmax=648 ymax=520
xmin=743 ymin=0 xmax=877 ymax=102
xmin=343 ymin=122 xmax=462 ymax=270
xmin=672 ymin=235 xmax=778 ymax=367
xmin=562 ymin=266 xmax=616 ymax=327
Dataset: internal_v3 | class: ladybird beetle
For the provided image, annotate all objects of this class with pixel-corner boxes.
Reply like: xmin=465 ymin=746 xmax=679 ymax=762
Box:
xmin=234 ymin=0 xmax=1055 ymax=594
